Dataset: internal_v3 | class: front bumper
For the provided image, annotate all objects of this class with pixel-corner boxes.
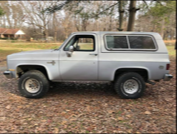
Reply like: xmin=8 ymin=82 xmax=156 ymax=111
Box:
xmin=163 ymin=74 xmax=173 ymax=81
xmin=3 ymin=71 xmax=13 ymax=79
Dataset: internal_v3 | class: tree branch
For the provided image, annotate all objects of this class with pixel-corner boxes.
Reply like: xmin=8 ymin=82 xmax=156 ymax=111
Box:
xmin=96 ymin=2 xmax=118 ymax=16
xmin=142 ymin=0 xmax=149 ymax=9
xmin=44 ymin=0 xmax=72 ymax=13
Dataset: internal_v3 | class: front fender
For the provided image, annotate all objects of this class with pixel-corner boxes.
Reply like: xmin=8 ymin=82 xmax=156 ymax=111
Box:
xmin=15 ymin=63 xmax=58 ymax=81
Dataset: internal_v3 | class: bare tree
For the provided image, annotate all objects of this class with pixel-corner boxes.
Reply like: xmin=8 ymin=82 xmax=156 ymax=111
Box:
xmin=0 ymin=1 xmax=26 ymax=28
xmin=20 ymin=1 xmax=53 ymax=40
xmin=0 ymin=1 xmax=12 ymax=28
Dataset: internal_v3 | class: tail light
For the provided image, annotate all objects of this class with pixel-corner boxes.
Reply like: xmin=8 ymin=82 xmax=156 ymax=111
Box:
xmin=166 ymin=64 xmax=170 ymax=70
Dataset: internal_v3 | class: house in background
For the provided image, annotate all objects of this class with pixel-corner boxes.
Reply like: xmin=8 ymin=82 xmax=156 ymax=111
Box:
xmin=0 ymin=28 xmax=25 ymax=39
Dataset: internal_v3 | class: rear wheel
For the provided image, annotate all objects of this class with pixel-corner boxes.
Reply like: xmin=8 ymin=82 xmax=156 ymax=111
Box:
xmin=18 ymin=70 xmax=49 ymax=98
xmin=114 ymin=72 xmax=145 ymax=99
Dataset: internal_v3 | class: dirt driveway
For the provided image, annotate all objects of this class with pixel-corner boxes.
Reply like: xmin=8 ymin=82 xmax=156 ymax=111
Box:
xmin=0 ymin=57 xmax=176 ymax=133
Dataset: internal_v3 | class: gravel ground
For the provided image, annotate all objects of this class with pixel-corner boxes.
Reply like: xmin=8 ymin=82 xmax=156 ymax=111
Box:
xmin=0 ymin=57 xmax=176 ymax=133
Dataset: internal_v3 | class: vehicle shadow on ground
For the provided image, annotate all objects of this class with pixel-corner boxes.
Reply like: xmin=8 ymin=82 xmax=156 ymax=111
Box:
xmin=47 ymin=82 xmax=117 ymax=97
xmin=47 ymin=82 xmax=154 ymax=99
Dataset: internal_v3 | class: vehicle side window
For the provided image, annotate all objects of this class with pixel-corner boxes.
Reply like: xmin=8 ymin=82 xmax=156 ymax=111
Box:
xmin=106 ymin=36 xmax=128 ymax=49
xmin=128 ymin=36 xmax=155 ymax=49
xmin=64 ymin=35 xmax=95 ymax=51
xmin=64 ymin=36 xmax=76 ymax=51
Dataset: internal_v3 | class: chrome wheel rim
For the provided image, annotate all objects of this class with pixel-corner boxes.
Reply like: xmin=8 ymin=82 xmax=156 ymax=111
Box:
xmin=123 ymin=79 xmax=139 ymax=94
xmin=25 ymin=78 xmax=40 ymax=93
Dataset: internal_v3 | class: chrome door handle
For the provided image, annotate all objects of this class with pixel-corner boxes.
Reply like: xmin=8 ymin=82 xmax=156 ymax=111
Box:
xmin=89 ymin=53 xmax=98 ymax=56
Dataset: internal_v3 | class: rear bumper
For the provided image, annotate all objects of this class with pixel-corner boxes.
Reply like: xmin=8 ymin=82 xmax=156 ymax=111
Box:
xmin=163 ymin=74 xmax=173 ymax=81
xmin=3 ymin=71 xmax=13 ymax=79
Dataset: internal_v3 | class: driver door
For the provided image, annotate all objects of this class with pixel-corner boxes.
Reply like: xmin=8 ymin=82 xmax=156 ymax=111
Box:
xmin=59 ymin=34 xmax=98 ymax=81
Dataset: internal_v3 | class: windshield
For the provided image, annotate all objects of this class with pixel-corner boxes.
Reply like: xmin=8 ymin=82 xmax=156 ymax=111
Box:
xmin=58 ymin=34 xmax=72 ymax=50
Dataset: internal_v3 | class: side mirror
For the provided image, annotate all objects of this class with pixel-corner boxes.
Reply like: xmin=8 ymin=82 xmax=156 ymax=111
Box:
xmin=66 ymin=46 xmax=74 ymax=57
xmin=69 ymin=46 xmax=74 ymax=52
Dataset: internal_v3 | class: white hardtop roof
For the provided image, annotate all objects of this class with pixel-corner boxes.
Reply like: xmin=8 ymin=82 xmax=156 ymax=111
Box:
xmin=71 ymin=31 xmax=161 ymax=39
xmin=72 ymin=31 xmax=159 ymax=35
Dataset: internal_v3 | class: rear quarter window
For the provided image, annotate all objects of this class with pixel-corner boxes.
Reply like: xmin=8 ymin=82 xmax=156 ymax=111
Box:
xmin=128 ymin=36 xmax=156 ymax=49
xmin=105 ymin=34 xmax=156 ymax=50
xmin=106 ymin=36 xmax=128 ymax=49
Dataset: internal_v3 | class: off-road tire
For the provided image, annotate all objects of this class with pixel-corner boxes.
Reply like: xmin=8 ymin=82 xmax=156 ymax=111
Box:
xmin=18 ymin=70 xmax=49 ymax=98
xmin=114 ymin=72 xmax=145 ymax=99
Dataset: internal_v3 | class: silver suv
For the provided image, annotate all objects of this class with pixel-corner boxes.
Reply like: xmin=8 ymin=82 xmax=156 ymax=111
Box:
xmin=3 ymin=31 xmax=173 ymax=99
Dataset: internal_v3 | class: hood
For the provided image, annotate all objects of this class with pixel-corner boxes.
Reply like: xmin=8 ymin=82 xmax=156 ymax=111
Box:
xmin=7 ymin=49 xmax=59 ymax=61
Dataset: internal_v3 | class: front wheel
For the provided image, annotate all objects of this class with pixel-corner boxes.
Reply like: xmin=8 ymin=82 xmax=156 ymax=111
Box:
xmin=114 ymin=72 xmax=145 ymax=99
xmin=18 ymin=70 xmax=49 ymax=98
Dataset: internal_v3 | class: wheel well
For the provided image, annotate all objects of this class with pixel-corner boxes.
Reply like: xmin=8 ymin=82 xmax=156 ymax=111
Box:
xmin=17 ymin=65 xmax=49 ymax=80
xmin=114 ymin=68 xmax=148 ymax=82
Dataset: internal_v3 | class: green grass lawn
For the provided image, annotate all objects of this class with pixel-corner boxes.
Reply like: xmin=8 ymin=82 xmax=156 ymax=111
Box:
xmin=166 ymin=46 xmax=176 ymax=57
xmin=0 ymin=42 xmax=62 ymax=59
xmin=0 ymin=42 xmax=61 ymax=49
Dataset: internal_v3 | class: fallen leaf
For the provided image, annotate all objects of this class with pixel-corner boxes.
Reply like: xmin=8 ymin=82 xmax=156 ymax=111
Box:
xmin=61 ymin=120 xmax=67 ymax=125
xmin=59 ymin=129 xmax=66 ymax=133
xmin=145 ymin=111 xmax=151 ymax=115
xmin=126 ymin=115 xmax=131 ymax=118
xmin=5 ymin=105 xmax=11 ymax=109
xmin=54 ymin=128 xmax=59 ymax=133
xmin=0 ymin=117 xmax=5 ymax=121
xmin=165 ymin=98 xmax=172 ymax=102
xmin=117 ymin=117 xmax=124 ymax=120
xmin=107 ymin=110 xmax=114 ymax=114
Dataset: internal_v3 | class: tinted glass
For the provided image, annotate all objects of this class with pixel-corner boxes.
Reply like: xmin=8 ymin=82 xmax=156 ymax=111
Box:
xmin=106 ymin=36 xmax=128 ymax=49
xmin=129 ymin=36 xmax=155 ymax=49
xmin=74 ymin=38 xmax=94 ymax=50
xmin=64 ymin=35 xmax=94 ymax=51
xmin=64 ymin=37 xmax=76 ymax=51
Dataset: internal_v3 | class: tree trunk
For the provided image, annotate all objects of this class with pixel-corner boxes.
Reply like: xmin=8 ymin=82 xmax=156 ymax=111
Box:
xmin=74 ymin=17 xmax=80 ymax=31
xmin=82 ymin=19 xmax=87 ymax=31
xmin=108 ymin=16 xmax=112 ymax=31
xmin=118 ymin=0 xmax=124 ymax=31
xmin=152 ymin=24 xmax=156 ymax=32
xmin=3 ymin=16 xmax=6 ymax=28
xmin=53 ymin=12 xmax=57 ymax=42
xmin=95 ymin=19 xmax=97 ymax=31
xmin=43 ymin=24 xmax=48 ymax=41
xmin=127 ymin=0 xmax=138 ymax=31
xmin=160 ymin=18 xmax=165 ymax=39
